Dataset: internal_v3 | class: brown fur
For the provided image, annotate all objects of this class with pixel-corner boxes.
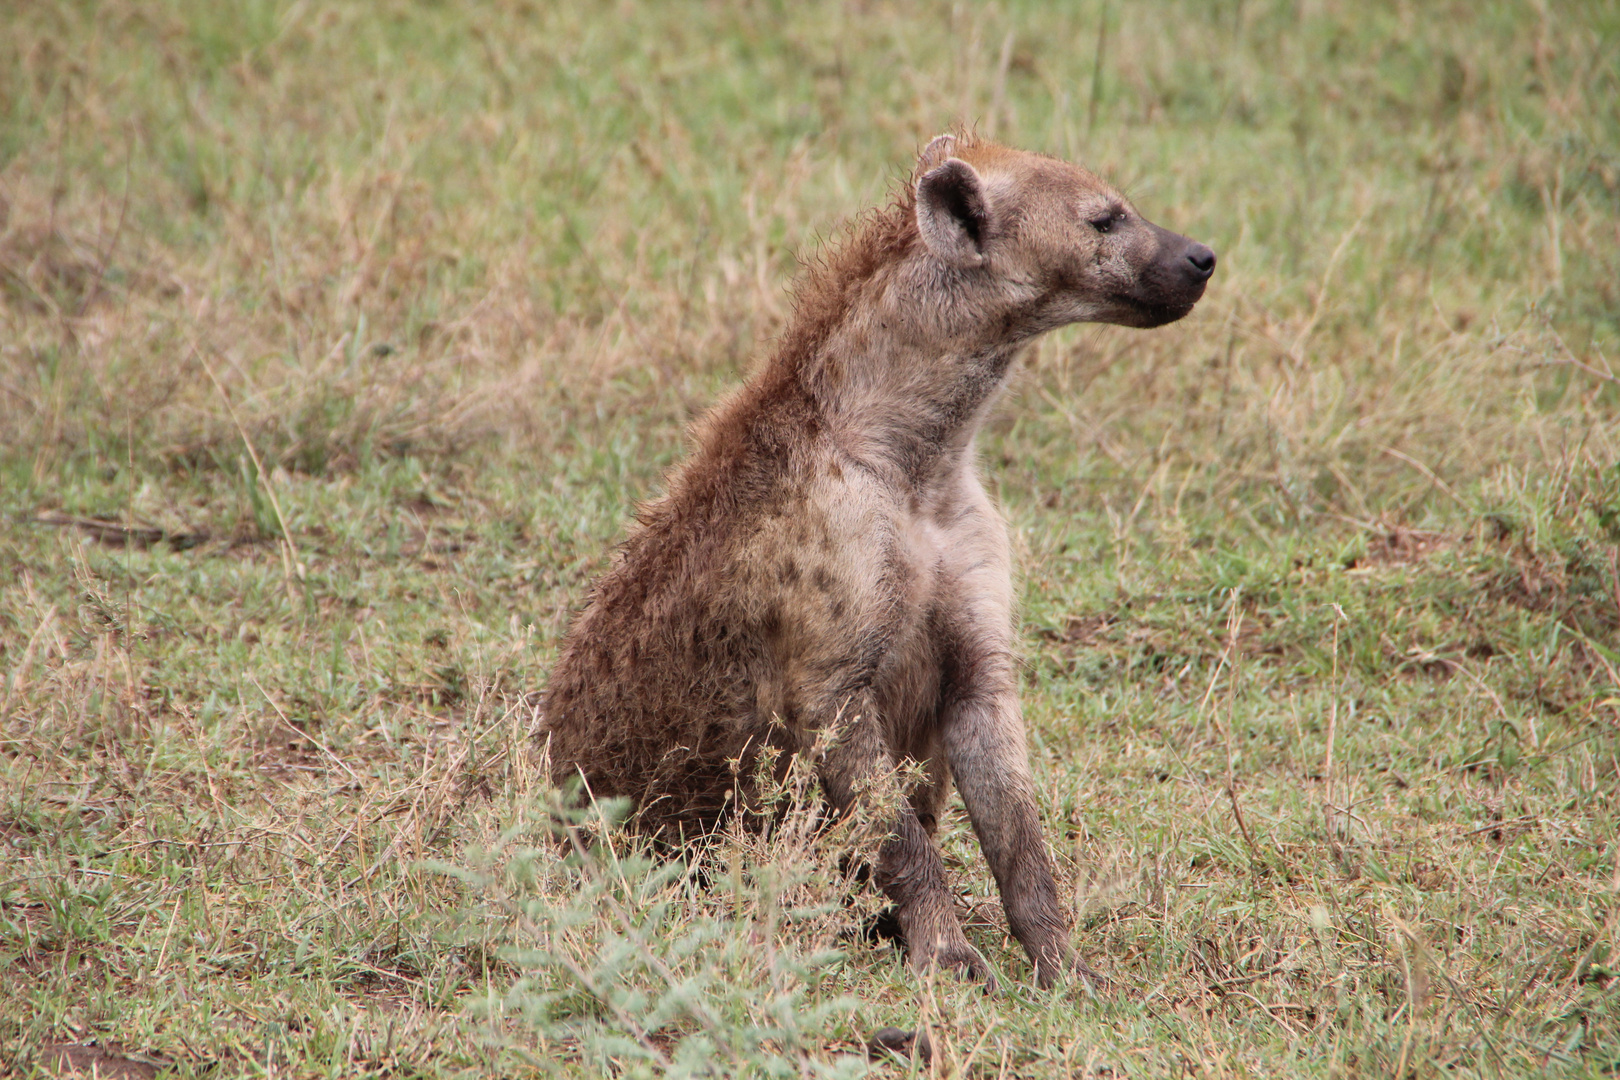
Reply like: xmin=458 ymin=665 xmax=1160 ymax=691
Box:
xmin=537 ymin=134 xmax=1215 ymax=988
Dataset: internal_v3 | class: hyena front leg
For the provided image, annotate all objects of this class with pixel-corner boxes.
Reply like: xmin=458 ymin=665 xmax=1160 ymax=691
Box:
xmin=815 ymin=693 xmax=996 ymax=988
xmin=941 ymin=660 xmax=1090 ymax=990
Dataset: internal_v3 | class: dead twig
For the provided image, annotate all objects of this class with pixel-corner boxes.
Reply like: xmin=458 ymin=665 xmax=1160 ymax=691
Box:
xmin=28 ymin=511 xmax=209 ymax=550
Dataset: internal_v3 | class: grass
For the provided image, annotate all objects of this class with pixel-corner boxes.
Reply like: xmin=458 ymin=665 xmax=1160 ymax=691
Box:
xmin=2 ymin=0 xmax=1618 ymax=1076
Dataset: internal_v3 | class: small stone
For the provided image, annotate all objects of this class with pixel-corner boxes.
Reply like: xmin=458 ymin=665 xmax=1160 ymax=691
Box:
xmin=867 ymin=1027 xmax=932 ymax=1064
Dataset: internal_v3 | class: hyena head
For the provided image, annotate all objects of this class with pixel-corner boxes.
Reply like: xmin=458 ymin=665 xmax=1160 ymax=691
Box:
xmin=912 ymin=134 xmax=1215 ymax=336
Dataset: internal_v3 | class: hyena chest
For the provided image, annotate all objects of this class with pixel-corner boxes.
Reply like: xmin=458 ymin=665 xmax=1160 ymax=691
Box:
xmin=747 ymin=500 xmax=951 ymax=745
xmin=867 ymin=512 xmax=955 ymax=749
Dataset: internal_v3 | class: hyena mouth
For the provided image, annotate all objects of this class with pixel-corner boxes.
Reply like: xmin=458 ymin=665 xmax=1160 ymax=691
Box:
xmin=1110 ymin=292 xmax=1202 ymax=329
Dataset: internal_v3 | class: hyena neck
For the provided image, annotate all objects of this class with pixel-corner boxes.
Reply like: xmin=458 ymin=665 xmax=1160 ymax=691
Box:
xmin=753 ymin=196 xmax=1030 ymax=488
xmin=804 ymin=266 xmax=1027 ymax=487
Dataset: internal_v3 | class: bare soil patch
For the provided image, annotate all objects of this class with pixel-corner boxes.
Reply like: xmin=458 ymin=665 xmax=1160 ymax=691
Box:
xmin=37 ymin=1043 xmax=169 ymax=1080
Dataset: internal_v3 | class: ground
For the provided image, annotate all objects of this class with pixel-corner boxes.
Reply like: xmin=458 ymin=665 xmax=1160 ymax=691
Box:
xmin=1 ymin=1 xmax=1618 ymax=1077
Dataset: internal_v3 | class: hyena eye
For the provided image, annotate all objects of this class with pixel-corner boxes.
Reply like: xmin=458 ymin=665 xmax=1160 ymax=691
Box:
xmin=1089 ymin=210 xmax=1125 ymax=234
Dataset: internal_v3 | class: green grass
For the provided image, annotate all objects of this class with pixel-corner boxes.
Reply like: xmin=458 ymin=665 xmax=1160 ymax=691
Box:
xmin=2 ymin=1 xmax=1618 ymax=1076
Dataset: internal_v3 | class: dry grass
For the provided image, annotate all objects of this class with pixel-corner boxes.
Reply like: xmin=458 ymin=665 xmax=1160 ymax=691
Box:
xmin=2 ymin=1 xmax=1618 ymax=1077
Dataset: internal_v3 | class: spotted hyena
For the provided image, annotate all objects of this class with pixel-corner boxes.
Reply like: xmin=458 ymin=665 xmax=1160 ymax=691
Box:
xmin=537 ymin=133 xmax=1215 ymax=988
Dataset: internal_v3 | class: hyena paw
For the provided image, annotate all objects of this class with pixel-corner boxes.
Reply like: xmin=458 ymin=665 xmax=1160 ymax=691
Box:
xmin=912 ymin=941 xmax=999 ymax=993
xmin=1029 ymin=942 xmax=1110 ymax=993
xmin=1062 ymin=953 xmax=1110 ymax=995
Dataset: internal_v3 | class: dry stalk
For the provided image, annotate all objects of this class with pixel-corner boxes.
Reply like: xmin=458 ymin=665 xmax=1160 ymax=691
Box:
xmin=1287 ymin=211 xmax=1365 ymax=368
xmin=1381 ymin=445 xmax=1471 ymax=513
xmin=0 ymin=603 xmax=58 ymax=722
xmin=1202 ymin=587 xmax=1260 ymax=864
xmin=1322 ymin=604 xmax=1347 ymax=847
xmin=195 ymin=346 xmax=304 ymax=598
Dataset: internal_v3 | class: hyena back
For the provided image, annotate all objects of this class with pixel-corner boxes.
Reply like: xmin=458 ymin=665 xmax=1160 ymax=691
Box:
xmin=538 ymin=133 xmax=1214 ymax=989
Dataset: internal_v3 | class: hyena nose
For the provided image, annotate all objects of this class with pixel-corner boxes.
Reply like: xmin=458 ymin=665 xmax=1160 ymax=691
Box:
xmin=1184 ymin=243 xmax=1217 ymax=281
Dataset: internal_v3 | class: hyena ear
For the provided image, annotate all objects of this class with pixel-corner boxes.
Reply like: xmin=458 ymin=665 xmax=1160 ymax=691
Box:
xmin=916 ymin=133 xmax=958 ymax=173
xmin=916 ymin=157 xmax=990 ymax=268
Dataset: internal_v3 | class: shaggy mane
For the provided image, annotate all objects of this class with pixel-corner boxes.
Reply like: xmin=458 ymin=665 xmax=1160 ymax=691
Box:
xmin=767 ymin=192 xmax=918 ymax=380
xmin=768 ymin=132 xmax=987 ymax=381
